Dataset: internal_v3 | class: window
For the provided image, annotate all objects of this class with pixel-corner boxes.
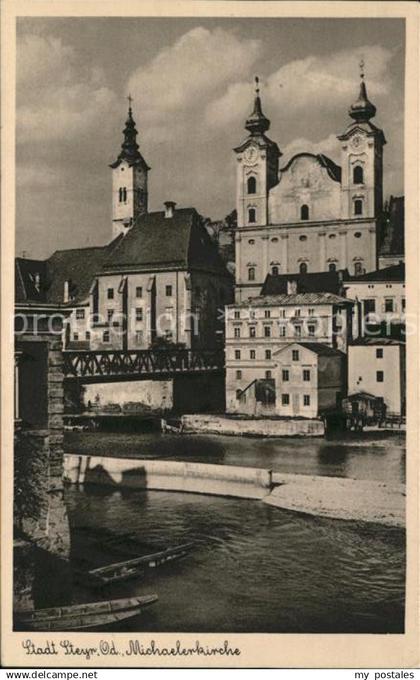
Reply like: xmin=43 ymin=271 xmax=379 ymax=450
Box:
xmin=103 ymin=330 xmax=110 ymax=343
xmin=85 ymin=331 xmax=90 ymax=341
xmin=385 ymin=298 xmax=394 ymax=312
xmin=76 ymin=308 xmax=85 ymax=320
xmin=250 ymin=310 xmax=256 ymax=319
xmin=271 ymin=237 xmax=278 ymax=243
xmin=248 ymin=267 xmax=255 ymax=281
xmin=73 ymin=333 xmax=79 ymax=341
xmin=328 ymin=263 xmax=337 ymax=272
xmin=248 ymin=208 xmax=256 ymax=223
xmin=250 ymin=326 xmax=256 ymax=338
xmin=294 ymin=309 xmax=301 ymax=317
xmin=354 ymin=262 xmax=363 ymax=276
xmin=250 ymin=350 xmax=256 ymax=360
xmin=107 ymin=288 xmax=114 ymax=299
xmin=353 ymin=166 xmax=364 ymax=184
xmin=107 ymin=309 xmax=114 ymax=321
xmin=265 ymin=350 xmax=271 ymax=360
xmin=364 ymin=299 xmax=376 ymax=314
xmin=264 ymin=326 xmax=271 ymax=338
xmin=299 ymin=235 xmax=307 ymax=242
xmin=248 ymin=239 xmax=255 ymax=245
xmin=292 ymin=350 xmax=299 ymax=361
xmin=376 ymin=370 xmax=384 ymax=383
xmin=264 ymin=310 xmax=271 ymax=318
xmin=308 ymin=325 xmax=316 ymax=337
xmin=135 ymin=330 xmax=143 ymax=344
xmin=376 ymin=348 xmax=383 ymax=359
xmin=402 ymin=298 xmax=406 ymax=311
xmin=354 ymin=231 xmax=362 ymax=238
xmin=265 ymin=370 xmax=272 ymax=379
xmin=300 ymin=204 xmax=309 ymax=220
xmin=166 ymin=285 xmax=173 ymax=297
xmin=281 ymin=394 xmax=290 ymax=405
xmin=282 ymin=370 xmax=289 ymax=381
xmin=303 ymin=395 xmax=311 ymax=406
xmin=308 ymin=308 xmax=315 ymax=316
xmin=136 ymin=308 xmax=143 ymax=321
xmin=299 ymin=262 xmax=308 ymax=274
xmin=329 ymin=233 xmax=336 ymax=239
xmin=303 ymin=369 xmax=311 ymax=381
xmin=235 ymin=350 xmax=241 ymax=360
xmin=271 ymin=266 xmax=279 ymax=276
xmin=354 ymin=199 xmax=363 ymax=216
xmin=279 ymin=325 xmax=286 ymax=337
xmin=247 ymin=176 xmax=257 ymax=194
xmin=118 ymin=187 xmax=127 ymax=203
xmin=234 ymin=310 xmax=241 ymax=319
xmin=234 ymin=327 xmax=241 ymax=338
xmin=295 ymin=325 xmax=301 ymax=337
xmin=236 ymin=370 xmax=242 ymax=380
xmin=136 ymin=286 xmax=143 ymax=298
xmin=280 ymin=309 xmax=286 ymax=318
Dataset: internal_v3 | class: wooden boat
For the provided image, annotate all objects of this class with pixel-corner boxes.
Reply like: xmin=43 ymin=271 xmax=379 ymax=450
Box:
xmin=15 ymin=594 xmax=158 ymax=631
xmin=88 ymin=542 xmax=194 ymax=585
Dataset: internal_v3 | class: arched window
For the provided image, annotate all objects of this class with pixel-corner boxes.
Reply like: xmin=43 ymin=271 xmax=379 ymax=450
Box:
xmin=119 ymin=187 xmax=127 ymax=203
xmin=328 ymin=263 xmax=337 ymax=272
xmin=353 ymin=166 xmax=364 ymax=184
xmin=247 ymin=176 xmax=257 ymax=194
xmin=354 ymin=199 xmax=363 ymax=216
xmin=354 ymin=261 xmax=363 ymax=276
xmin=248 ymin=208 xmax=256 ymax=223
xmin=299 ymin=262 xmax=308 ymax=274
xmin=272 ymin=266 xmax=279 ymax=276
xmin=119 ymin=187 xmax=123 ymax=202
xmin=248 ymin=267 xmax=255 ymax=281
xmin=300 ymin=204 xmax=309 ymax=220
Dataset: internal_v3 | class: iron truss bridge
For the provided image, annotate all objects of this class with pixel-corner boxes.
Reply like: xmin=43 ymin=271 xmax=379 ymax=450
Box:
xmin=63 ymin=348 xmax=225 ymax=383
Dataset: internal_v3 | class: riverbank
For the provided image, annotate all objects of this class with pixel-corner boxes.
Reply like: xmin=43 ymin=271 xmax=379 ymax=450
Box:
xmin=63 ymin=454 xmax=405 ymax=528
xmin=180 ymin=414 xmax=325 ymax=437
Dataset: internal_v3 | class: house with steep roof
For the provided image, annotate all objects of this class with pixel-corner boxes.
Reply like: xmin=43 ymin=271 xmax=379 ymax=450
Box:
xmin=234 ymin=67 xmax=387 ymax=301
xmin=15 ymin=104 xmax=233 ymax=352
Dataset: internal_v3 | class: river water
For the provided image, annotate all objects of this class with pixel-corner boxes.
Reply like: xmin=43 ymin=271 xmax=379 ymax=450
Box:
xmin=64 ymin=430 xmax=405 ymax=633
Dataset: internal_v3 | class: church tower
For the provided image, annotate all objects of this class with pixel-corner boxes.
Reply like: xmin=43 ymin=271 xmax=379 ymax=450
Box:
xmin=234 ymin=78 xmax=281 ymax=228
xmin=110 ymin=98 xmax=150 ymax=239
xmin=337 ymin=61 xmax=386 ymax=222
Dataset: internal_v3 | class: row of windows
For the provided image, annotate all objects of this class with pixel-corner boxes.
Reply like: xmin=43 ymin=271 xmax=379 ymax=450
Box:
xmin=248 ymin=259 xmax=367 ymax=280
xmin=233 ymin=325 xmax=316 ymax=339
xmin=234 ymin=364 xmax=311 ymax=381
xmin=235 ymin=382 xmax=312 ymax=406
xmin=247 ymin=198 xmax=363 ymax=224
xmin=363 ymin=298 xmax=405 ymax=313
xmin=233 ymin=308 xmax=316 ymax=320
xmin=106 ymin=285 xmax=172 ymax=300
xmin=247 ymin=231 xmax=363 ymax=246
xmin=245 ymin=166 xmax=364 ymax=197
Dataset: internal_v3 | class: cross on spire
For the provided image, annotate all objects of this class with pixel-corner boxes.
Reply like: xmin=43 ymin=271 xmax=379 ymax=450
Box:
xmin=255 ymin=75 xmax=260 ymax=95
xmin=359 ymin=58 xmax=365 ymax=80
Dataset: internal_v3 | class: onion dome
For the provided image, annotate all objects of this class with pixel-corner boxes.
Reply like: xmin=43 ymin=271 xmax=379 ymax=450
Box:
xmin=245 ymin=76 xmax=271 ymax=135
xmin=349 ymin=59 xmax=377 ymax=123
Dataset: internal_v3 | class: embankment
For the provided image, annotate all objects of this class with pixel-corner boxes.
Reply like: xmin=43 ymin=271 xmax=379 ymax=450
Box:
xmin=63 ymin=454 xmax=405 ymax=527
xmin=180 ymin=414 xmax=325 ymax=437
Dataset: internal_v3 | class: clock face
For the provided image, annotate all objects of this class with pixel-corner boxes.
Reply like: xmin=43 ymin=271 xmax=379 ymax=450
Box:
xmin=244 ymin=146 xmax=258 ymax=164
xmin=351 ymin=134 xmax=363 ymax=150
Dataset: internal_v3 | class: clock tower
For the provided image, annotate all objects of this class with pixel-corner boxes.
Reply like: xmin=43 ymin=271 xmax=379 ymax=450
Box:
xmin=110 ymin=99 xmax=150 ymax=240
xmin=234 ymin=78 xmax=281 ymax=229
xmin=337 ymin=61 xmax=386 ymax=221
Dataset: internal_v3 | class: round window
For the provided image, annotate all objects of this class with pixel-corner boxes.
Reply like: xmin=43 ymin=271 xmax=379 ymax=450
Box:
xmin=248 ymin=239 xmax=255 ymax=245
xmin=271 ymin=237 xmax=278 ymax=243
xmin=328 ymin=234 xmax=336 ymax=239
xmin=355 ymin=232 xmax=362 ymax=238
xmin=299 ymin=235 xmax=307 ymax=242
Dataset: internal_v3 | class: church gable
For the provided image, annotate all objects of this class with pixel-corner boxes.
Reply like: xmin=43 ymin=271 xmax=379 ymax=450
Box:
xmin=268 ymin=153 xmax=342 ymax=225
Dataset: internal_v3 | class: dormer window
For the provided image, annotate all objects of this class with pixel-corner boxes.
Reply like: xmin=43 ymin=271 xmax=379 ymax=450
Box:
xmin=247 ymin=176 xmax=257 ymax=194
xmin=248 ymin=208 xmax=256 ymax=223
xmin=354 ymin=199 xmax=363 ymax=216
xmin=300 ymin=205 xmax=309 ymax=220
xmin=353 ymin=166 xmax=364 ymax=184
xmin=271 ymin=266 xmax=279 ymax=276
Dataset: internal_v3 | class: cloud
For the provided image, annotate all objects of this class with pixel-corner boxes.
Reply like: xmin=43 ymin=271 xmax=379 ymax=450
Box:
xmin=17 ymin=163 xmax=61 ymax=187
xmin=127 ymin=27 xmax=261 ymax=131
xmin=206 ymin=44 xmax=394 ymax=129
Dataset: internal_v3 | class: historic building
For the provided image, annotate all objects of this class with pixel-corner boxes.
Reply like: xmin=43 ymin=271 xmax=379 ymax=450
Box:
xmin=234 ymin=67 xmax=386 ymax=302
xmin=15 ymin=103 xmax=233 ymax=352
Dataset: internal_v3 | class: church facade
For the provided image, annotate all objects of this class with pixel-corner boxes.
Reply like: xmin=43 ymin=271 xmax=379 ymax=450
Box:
xmin=234 ymin=71 xmax=386 ymax=302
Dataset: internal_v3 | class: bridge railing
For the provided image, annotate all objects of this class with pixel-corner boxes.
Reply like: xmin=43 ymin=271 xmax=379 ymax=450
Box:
xmin=63 ymin=348 xmax=225 ymax=379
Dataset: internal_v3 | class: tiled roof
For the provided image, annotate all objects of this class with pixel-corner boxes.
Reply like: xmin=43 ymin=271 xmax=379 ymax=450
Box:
xmin=103 ymin=208 xmax=229 ymax=276
xmin=261 ymin=270 xmax=348 ymax=296
xmin=274 ymin=342 xmax=345 ymax=357
xmin=345 ymin=262 xmax=404 ymax=283
xmin=230 ymin=292 xmax=354 ymax=308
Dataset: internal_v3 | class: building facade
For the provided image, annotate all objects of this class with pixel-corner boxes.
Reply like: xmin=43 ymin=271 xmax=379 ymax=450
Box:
xmin=234 ymin=69 xmax=386 ymax=302
xmin=347 ymin=339 xmax=405 ymax=417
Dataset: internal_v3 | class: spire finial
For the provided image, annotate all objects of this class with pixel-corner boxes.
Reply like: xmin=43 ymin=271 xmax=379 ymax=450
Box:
xmin=127 ymin=93 xmax=133 ymax=115
xmin=348 ymin=58 xmax=376 ymax=124
xmin=255 ymin=75 xmax=260 ymax=95
xmin=245 ymin=75 xmax=270 ymax=135
xmin=359 ymin=58 xmax=365 ymax=80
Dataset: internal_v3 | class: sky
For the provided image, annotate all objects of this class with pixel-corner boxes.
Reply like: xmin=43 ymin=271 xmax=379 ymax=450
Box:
xmin=16 ymin=17 xmax=405 ymax=259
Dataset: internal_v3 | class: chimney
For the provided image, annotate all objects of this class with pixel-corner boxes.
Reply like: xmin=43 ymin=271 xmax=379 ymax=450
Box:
xmin=64 ymin=280 xmax=70 ymax=303
xmin=164 ymin=201 xmax=176 ymax=219
xmin=287 ymin=279 xmax=297 ymax=295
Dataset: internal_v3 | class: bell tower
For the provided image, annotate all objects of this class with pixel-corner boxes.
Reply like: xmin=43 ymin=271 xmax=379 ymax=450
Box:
xmin=337 ymin=61 xmax=386 ymax=221
xmin=234 ymin=78 xmax=281 ymax=228
xmin=110 ymin=96 xmax=150 ymax=240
